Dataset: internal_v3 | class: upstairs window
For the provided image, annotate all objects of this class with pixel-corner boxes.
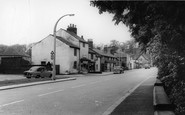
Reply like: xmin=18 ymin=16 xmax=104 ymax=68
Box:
xmin=83 ymin=43 xmax=85 ymax=47
xmin=74 ymin=49 xmax=77 ymax=56
xmin=91 ymin=54 xmax=93 ymax=59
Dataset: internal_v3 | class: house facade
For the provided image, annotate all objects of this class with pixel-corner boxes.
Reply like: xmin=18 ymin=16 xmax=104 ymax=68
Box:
xmin=129 ymin=51 xmax=151 ymax=69
xmin=32 ymin=35 xmax=80 ymax=74
xmin=93 ymin=48 xmax=117 ymax=72
xmin=136 ymin=53 xmax=150 ymax=68
xmin=88 ymin=48 xmax=101 ymax=72
xmin=32 ymin=24 xmax=102 ymax=74
xmin=56 ymin=24 xmax=91 ymax=73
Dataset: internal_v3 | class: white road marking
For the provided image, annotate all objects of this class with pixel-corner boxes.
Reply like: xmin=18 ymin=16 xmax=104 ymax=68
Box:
xmin=71 ymin=84 xmax=86 ymax=88
xmin=0 ymin=100 xmax=24 ymax=108
xmin=38 ymin=89 xmax=64 ymax=97
xmin=102 ymin=76 xmax=151 ymax=115
xmin=89 ymin=81 xmax=101 ymax=85
xmin=89 ymin=79 xmax=113 ymax=85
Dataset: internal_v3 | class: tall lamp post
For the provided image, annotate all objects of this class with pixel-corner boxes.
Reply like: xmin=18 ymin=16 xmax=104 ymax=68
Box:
xmin=52 ymin=14 xmax=75 ymax=80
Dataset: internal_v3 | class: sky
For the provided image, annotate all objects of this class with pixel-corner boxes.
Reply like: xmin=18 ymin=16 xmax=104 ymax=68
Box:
xmin=0 ymin=0 xmax=132 ymax=46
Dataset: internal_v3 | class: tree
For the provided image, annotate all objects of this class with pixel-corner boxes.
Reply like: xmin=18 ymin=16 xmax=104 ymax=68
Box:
xmin=91 ymin=1 xmax=185 ymax=114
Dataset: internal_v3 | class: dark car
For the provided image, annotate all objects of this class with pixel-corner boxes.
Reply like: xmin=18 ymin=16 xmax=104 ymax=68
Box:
xmin=144 ymin=64 xmax=150 ymax=69
xmin=113 ymin=66 xmax=124 ymax=74
xmin=24 ymin=66 xmax=52 ymax=79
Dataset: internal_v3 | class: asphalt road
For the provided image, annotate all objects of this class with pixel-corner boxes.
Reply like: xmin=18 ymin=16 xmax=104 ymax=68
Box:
xmin=0 ymin=68 xmax=157 ymax=115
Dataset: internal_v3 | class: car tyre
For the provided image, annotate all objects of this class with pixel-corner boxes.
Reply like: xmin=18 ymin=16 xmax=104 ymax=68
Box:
xmin=49 ymin=74 xmax=52 ymax=78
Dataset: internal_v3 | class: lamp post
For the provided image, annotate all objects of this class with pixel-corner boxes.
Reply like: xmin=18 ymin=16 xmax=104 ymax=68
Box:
xmin=52 ymin=14 xmax=75 ymax=80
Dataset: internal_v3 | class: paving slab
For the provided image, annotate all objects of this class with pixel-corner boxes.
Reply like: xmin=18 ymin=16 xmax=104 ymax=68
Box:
xmin=110 ymin=77 xmax=156 ymax=115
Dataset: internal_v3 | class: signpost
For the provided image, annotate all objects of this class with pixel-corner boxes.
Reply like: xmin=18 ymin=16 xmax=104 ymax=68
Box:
xmin=51 ymin=51 xmax=54 ymax=60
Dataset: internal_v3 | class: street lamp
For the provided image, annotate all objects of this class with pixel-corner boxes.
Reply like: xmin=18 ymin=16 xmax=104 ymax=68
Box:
xmin=52 ymin=14 xmax=75 ymax=80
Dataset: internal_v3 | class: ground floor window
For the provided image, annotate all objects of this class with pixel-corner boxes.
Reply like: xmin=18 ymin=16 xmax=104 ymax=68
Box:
xmin=41 ymin=61 xmax=46 ymax=65
xmin=73 ymin=61 xmax=77 ymax=69
xmin=96 ymin=64 xmax=98 ymax=70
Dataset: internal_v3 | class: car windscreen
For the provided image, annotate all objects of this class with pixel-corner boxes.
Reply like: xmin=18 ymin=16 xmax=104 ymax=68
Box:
xmin=29 ymin=67 xmax=41 ymax=71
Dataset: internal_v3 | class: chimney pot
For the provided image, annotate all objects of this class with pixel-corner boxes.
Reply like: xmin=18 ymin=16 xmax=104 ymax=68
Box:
xmin=88 ymin=39 xmax=93 ymax=48
xmin=67 ymin=24 xmax=77 ymax=35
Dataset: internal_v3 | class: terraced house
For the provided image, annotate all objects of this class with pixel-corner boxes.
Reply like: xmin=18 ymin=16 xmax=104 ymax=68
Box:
xmin=31 ymin=34 xmax=80 ymax=74
xmin=31 ymin=24 xmax=101 ymax=74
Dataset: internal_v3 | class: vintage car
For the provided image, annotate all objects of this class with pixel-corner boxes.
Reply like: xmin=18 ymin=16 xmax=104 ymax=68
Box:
xmin=144 ymin=64 xmax=150 ymax=69
xmin=113 ymin=66 xmax=124 ymax=74
xmin=24 ymin=66 xmax=52 ymax=79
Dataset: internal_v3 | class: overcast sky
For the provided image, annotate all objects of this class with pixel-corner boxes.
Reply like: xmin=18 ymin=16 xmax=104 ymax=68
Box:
xmin=0 ymin=0 xmax=132 ymax=46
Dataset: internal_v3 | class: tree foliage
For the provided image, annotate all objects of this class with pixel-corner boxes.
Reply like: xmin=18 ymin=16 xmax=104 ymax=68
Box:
xmin=91 ymin=1 xmax=185 ymax=114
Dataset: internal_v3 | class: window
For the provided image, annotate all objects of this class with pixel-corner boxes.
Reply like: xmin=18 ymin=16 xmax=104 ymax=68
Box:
xmin=41 ymin=61 xmax=46 ymax=65
xmin=83 ymin=43 xmax=85 ymax=47
xmin=96 ymin=64 xmax=98 ymax=70
xmin=73 ymin=61 xmax=77 ymax=69
xmin=91 ymin=54 xmax=93 ymax=59
xmin=74 ymin=49 xmax=77 ymax=56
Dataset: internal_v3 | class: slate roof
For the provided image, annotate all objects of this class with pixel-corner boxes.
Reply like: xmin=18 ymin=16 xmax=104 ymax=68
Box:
xmin=93 ymin=49 xmax=116 ymax=58
xmin=61 ymin=29 xmax=87 ymax=43
xmin=55 ymin=36 xmax=80 ymax=49
xmin=137 ymin=53 xmax=150 ymax=61
xmin=114 ymin=52 xmax=127 ymax=58
xmin=89 ymin=48 xmax=97 ymax=54
xmin=0 ymin=47 xmax=29 ymax=57
xmin=131 ymin=50 xmax=150 ymax=61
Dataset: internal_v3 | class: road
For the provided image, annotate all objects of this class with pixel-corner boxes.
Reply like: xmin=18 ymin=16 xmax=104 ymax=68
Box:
xmin=0 ymin=68 xmax=157 ymax=115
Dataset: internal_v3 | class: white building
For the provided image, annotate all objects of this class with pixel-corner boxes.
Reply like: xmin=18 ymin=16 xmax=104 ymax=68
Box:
xmin=32 ymin=35 xmax=80 ymax=74
xmin=56 ymin=24 xmax=89 ymax=59
xmin=32 ymin=24 xmax=101 ymax=74
xmin=56 ymin=24 xmax=101 ymax=73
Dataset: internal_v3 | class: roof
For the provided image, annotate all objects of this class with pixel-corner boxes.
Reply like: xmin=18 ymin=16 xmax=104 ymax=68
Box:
xmin=0 ymin=47 xmax=30 ymax=57
xmin=114 ymin=52 xmax=127 ymax=58
xmin=55 ymin=36 xmax=80 ymax=49
xmin=93 ymin=49 xmax=116 ymax=58
xmin=134 ymin=51 xmax=150 ymax=61
xmin=89 ymin=48 xmax=97 ymax=54
xmin=61 ymin=29 xmax=87 ymax=43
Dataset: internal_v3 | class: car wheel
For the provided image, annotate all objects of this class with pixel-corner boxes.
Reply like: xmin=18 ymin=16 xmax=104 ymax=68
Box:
xmin=49 ymin=74 xmax=52 ymax=78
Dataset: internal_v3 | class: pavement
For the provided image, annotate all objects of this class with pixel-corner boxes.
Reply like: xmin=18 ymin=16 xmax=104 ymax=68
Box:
xmin=109 ymin=76 xmax=156 ymax=115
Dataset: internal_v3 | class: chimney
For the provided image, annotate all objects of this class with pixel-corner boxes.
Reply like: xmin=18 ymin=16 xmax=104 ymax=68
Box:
xmin=88 ymin=39 xmax=93 ymax=48
xmin=67 ymin=24 xmax=77 ymax=35
xmin=81 ymin=35 xmax=84 ymax=40
xmin=104 ymin=45 xmax=108 ymax=53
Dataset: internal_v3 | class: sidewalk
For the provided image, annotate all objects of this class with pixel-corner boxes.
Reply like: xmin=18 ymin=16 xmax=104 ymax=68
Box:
xmin=110 ymin=76 xmax=155 ymax=115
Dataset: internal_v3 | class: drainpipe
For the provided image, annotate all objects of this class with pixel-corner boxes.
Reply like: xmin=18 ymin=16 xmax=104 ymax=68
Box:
xmin=79 ymin=42 xmax=81 ymax=73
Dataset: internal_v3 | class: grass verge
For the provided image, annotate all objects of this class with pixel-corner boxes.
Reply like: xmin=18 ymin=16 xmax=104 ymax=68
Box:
xmin=0 ymin=77 xmax=70 ymax=87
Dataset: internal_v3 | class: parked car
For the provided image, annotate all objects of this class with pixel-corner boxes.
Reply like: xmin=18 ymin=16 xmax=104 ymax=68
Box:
xmin=24 ymin=66 xmax=52 ymax=79
xmin=113 ymin=66 xmax=124 ymax=74
xmin=144 ymin=64 xmax=150 ymax=69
